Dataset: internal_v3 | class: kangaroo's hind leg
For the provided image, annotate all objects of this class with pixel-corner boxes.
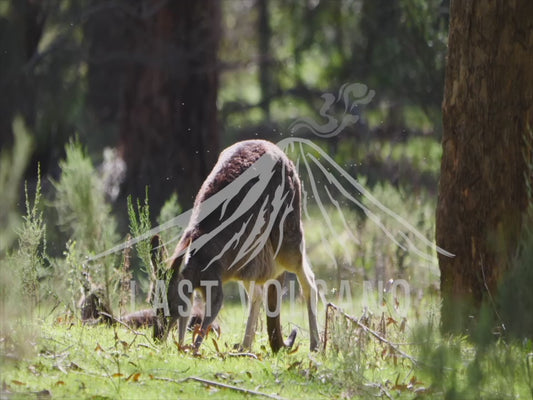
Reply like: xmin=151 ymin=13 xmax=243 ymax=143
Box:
xmin=278 ymin=241 xmax=320 ymax=351
xmin=296 ymin=251 xmax=320 ymax=351
xmin=241 ymin=281 xmax=263 ymax=350
xmin=265 ymin=273 xmax=298 ymax=353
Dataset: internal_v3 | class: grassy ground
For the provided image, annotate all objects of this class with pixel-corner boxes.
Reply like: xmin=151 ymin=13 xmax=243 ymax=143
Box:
xmin=1 ymin=302 xmax=336 ymax=399
xmin=3 ymin=295 xmax=532 ymax=399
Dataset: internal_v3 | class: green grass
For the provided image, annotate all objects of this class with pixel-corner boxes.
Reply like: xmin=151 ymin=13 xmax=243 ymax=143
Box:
xmin=3 ymin=296 xmax=532 ymax=399
xmin=1 ymin=303 xmax=334 ymax=399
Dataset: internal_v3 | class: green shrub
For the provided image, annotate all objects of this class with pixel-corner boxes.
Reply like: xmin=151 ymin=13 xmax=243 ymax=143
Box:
xmin=156 ymin=192 xmax=182 ymax=249
xmin=305 ymin=180 xmax=439 ymax=292
xmin=0 ymin=122 xmax=34 ymax=357
xmin=498 ymin=232 xmax=533 ymax=339
xmin=127 ymin=188 xmax=152 ymax=278
xmin=53 ymin=139 xmax=118 ymax=254
xmin=17 ymin=168 xmax=47 ymax=313
xmin=0 ymin=117 xmax=32 ymax=254
xmin=52 ymin=139 xmax=118 ymax=313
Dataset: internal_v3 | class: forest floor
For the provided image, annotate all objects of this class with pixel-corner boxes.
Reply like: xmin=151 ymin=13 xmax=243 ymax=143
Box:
xmin=2 ymin=298 xmax=532 ymax=399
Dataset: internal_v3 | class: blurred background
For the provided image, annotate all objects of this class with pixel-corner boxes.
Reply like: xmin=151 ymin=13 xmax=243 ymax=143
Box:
xmin=1 ymin=0 xmax=449 ymax=299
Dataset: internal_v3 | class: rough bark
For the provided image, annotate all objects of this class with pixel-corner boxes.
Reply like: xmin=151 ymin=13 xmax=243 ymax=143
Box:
xmin=437 ymin=0 xmax=533 ymax=332
xmin=119 ymin=1 xmax=220 ymax=212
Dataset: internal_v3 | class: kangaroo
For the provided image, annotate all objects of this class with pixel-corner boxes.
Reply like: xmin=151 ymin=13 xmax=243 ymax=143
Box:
xmin=157 ymin=139 xmax=320 ymax=352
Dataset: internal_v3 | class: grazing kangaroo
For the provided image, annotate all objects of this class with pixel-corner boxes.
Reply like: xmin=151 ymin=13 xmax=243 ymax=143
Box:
xmin=157 ymin=139 xmax=320 ymax=352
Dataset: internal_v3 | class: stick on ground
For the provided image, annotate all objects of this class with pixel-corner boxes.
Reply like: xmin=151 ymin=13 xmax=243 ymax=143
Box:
xmin=154 ymin=375 xmax=288 ymax=400
xmin=324 ymin=302 xmax=419 ymax=365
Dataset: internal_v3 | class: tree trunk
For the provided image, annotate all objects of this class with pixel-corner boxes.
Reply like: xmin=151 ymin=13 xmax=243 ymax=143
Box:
xmin=437 ymin=0 xmax=533 ymax=332
xmin=119 ymin=1 xmax=220 ymax=213
xmin=84 ymin=0 xmax=128 ymax=149
xmin=0 ymin=0 xmax=45 ymax=149
xmin=258 ymin=0 xmax=272 ymax=120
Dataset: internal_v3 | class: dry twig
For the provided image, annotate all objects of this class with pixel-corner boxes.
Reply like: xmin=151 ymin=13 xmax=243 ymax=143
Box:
xmin=324 ymin=303 xmax=418 ymax=365
xmin=153 ymin=375 xmax=287 ymax=400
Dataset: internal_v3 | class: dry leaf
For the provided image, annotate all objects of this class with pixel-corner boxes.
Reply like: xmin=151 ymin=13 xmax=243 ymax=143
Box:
xmin=288 ymin=344 xmax=300 ymax=354
xmin=69 ymin=362 xmax=81 ymax=371
xmin=288 ymin=361 xmax=302 ymax=371
xmin=212 ymin=338 xmax=221 ymax=354
xmin=192 ymin=324 xmax=203 ymax=343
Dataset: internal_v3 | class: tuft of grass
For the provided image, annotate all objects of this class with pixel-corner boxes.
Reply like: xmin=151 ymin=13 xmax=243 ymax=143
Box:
xmin=17 ymin=166 xmax=47 ymax=314
xmin=127 ymin=188 xmax=152 ymax=280
xmin=127 ymin=188 xmax=157 ymax=304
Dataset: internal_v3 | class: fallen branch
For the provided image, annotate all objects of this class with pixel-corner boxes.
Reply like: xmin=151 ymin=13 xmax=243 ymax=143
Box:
xmin=227 ymin=352 xmax=259 ymax=359
xmin=324 ymin=303 xmax=419 ymax=365
xmin=154 ymin=375 xmax=288 ymax=400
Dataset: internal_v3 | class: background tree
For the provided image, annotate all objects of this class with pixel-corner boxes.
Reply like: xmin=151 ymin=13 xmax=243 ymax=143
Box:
xmin=0 ymin=0 xmax=44 ymax=148
xmin=436 ymin=0 xmax=533 ymax=332
xmin=0 ymin=0 xmax=450 ymax=245
xmin=0 ymin=1 xmax=83 ymax=173
xmin=83 ymin=0 xmax=128 ymax=151
xmin=0 ymin=0 xmax=448 ymax=210
xmin=118 ymin=1 xmax=220 ymax=212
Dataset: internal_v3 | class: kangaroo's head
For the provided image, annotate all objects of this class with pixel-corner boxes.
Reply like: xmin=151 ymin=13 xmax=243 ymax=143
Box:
xmin=152 ymin=234 xmax=195 ymax=343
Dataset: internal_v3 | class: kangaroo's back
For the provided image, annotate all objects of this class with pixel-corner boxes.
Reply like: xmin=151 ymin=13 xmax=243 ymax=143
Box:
xmin=183 ymin=140 xmax=302 ymax=281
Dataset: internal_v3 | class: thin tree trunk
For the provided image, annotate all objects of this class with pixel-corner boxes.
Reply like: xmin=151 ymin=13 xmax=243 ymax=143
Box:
xmin=258 ymin=0 xmax=272 ymax=120
xmin=437 ymin=0 xmax=533 ymax=332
